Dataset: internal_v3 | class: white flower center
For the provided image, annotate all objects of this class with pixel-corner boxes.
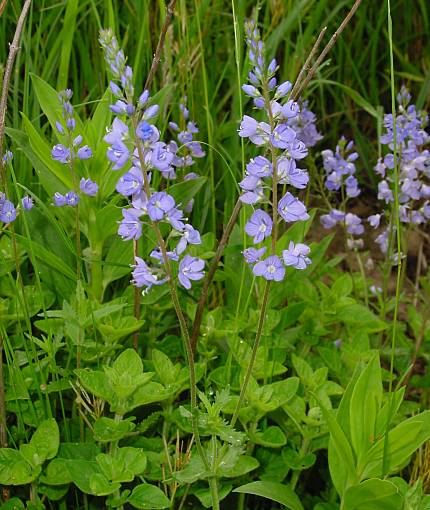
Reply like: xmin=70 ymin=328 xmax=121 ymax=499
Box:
xmin=267 ymin=264 xmax=276 ymax=274
xmin=258 ymin=223 xmax=267 ymax=233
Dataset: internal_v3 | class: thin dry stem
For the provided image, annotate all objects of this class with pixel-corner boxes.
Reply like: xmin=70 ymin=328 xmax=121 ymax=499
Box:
xmin=0 ymin=0 xmax=32 ymax=453
xmin=292 ymin=0 xmax=362 ymax=101
xmin=190 ymin=198 xmax=242 ymax=353
xmin=144 ymin=0 xmax=177 ymax=91
xmin=0 ymin=0 xmax=32 ymax=186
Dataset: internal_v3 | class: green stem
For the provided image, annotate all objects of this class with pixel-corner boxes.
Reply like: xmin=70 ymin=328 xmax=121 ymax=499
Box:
xmin=132 ymin=119 xmax=210 ymax=473
xmin=209 ymin=477 xmax=220 ymax=510
xmin=383 ymin=0 xmax=401 ymax=477
xmin=231 ymin=281 xmax=271 ymax=427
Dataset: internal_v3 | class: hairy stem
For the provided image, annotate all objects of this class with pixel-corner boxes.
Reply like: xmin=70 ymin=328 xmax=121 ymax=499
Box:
xmin=132 ymin=119 xmax=209 ymax=471
xmin=231 ymin=281 xmax=271 ymax=427
xmin=190 ymin=198 xmax=242 ymax=353
xmin=291 ymin=0 xmax=362 ymax=101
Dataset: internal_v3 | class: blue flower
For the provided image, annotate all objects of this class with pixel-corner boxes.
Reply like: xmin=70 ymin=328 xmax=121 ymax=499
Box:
xmin=118 ymin=208 xmax=142 ymax=240
xmin=107 ymin=140 xmax=130 ymax=170
xmin=282 ymin=242 xmax=311 ymax=270
xmin=65 ymin=191 xmax=79 ymax=206
xmin=116 ymin=167 xmax=143 ymax=196
xmin=21 ymin=196 xmax=34 ymax=210
xmin=252 ymin=255 xmax=285 ymax=281
xmin=0 ymin=199 xmax=17 ymax=223
xmin=178 ymin=255 xmax=205 ymax=289
xmin=245 ymin=209 xmax=273 ymax=244
xmin=52 ymin=144 xmax=71 ymax=164
xmin=80 ymin=178 xmax=99 ymax=196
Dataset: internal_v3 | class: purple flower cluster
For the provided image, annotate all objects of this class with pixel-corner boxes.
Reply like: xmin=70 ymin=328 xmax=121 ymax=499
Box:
xmin=0 ymin=153 xmax=33 ymax=224
xmin=320 ymin=138 xmax=364 ymax=250
xmin=238 ymin=20 xmax=313 ymax=278
xmin=100 ymin=29 xmax=205 ymax=291
xmin=375 ymin=86 xmax=430 ymax=226
xmin=322 ymin=137 xmax=360 ymax=197
xmin=168 ymin=97 xmax=205 ymax=177
xmin=51 ymin=89 xmax=97 ymax=207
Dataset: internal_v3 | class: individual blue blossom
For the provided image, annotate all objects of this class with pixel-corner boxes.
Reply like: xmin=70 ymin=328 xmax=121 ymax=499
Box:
xmin=106 ymin=140 xmax=130 ymax=170
xmin=368 ymin=214 xmax=381 ymax=228
xmin=52 ymin=144 xmax=71 ymax=164
xmin=282 ymin=241 xmax=311 ymax=270
xmin=65 ymin=191 xmax=79 ymax=206
xmin=21 ymin=196 xmax=34 ymax=210
xmin=243 ymin=246 xmax=266 ymax=264
xmin=131 ymin=257 xmax=166 ymax=289
xmin=176 ymin=224 xmax=202 ymax=254
xmin=150 ymin=142 xmax=174 ymax=171
xmin=150 ymin=248 xmax=179 ymax=262
xmin=167 ymin=207 xmax=186 ymax=231
xmin=116 ymin=167 xmax=143 ymax=196
xmin=147 ymin=192 xmax=175 ymax=221
xmin=377 ymin=180 xmax=394 ymax=203
xmin=0 ymin=199 xmax=17 ymax=223
xmin=53 ymin=192 xmax=66 ymax=207
xmin=80 ymin=178 xmax=98 ymax=196
xmin=77 ymin=145 xmax=93 ymax=160
xmin=270 ymin=124 xmax=296 ymax=149
xmin=118 ymin=208 xmax=142 ymax=240
xmin=2 ymin=150 xmax=13 ymax=164
xmin=278 ymin=192 xmax=309 ymax=222
xmin=246 ymin=156 xmax=272 ymax=177
xmin=136 ymin=121 xmax=159 ymax=143
xmin=277 ymin=158 xmax=309 ymax=188
xmin=274 ymin=81 xmax=292 ymax=100
xmin=344 ymin=213 xmax=364 ymax=235
xmin=253 ymin=255 xmax=285 ymax=281
xmin=245 ymin=209 xmax=273 ymax=244
xmin=178 ymin=255 xmax=205 ymax=289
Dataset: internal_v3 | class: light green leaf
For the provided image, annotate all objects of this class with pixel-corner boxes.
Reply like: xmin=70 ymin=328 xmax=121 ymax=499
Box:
xmin=233 ymin=481 xmax=304 ymax=510
xmin=343 ymin=479 xmax=403 ymax=510
xmin=127 ymin=484 xmax=170 ymax=509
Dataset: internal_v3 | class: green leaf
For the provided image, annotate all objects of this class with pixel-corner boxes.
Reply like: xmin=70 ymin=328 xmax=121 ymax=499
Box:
xmin=75 ymin=369 xmax=114 ymax=402
xmin=252 ymin=426 xmax=287 ymax=448
xmin=127 ymin=484 xmax=170 ymax=509
xmin=93 ymin=417 xmax=135 ymax=442
xmin=29 ymin=418 xmax=59 ymax=461
xmin=218 ymin=455 xmax=259 ymax=478
xmin=233 ymin=481 xmax=304 ymax=510
xmin=362 ymin=411 xmax=430 ymax=479
xmin=168 ymin=176 xmax=207 ymax=206
xmin=315 ymin=79 xmax=382 ymax=119
xmin=343 ymin=479 xmax=403 ymax=510
xmin=350 ymin=355 xmax=382 ymax=466
xmin=0 ymin=449 xmax=36 ymax=485
xmin=0 ymin=498 xmax=25 ymax=509
xmin=194 ymin=483 xmax=233 ymax=508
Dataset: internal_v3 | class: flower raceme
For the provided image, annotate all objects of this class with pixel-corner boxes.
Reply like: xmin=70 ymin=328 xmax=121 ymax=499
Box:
xmin=238 ymin=19 xmax=317 ymax=278
xmin=50 ymin=89 xmax=97 ymax=207
xmin=100 ymin=29 xmax=206 ymax=292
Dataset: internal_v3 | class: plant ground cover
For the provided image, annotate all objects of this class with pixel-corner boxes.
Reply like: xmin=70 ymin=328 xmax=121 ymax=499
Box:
xmin=1 ymin=1 xmax=430 ymax=509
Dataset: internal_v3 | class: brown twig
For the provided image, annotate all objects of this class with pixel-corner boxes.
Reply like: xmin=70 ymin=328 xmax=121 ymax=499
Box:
xmin=144 ymin=0 xmax=177 ymax=92
xmin=0 ymin=0 xmax=31 ymax=455
xmin=189 ymin=0 xmax=362 ymax=354
xmin=290 ymin=26 xmax=327 ymax=100
xmin=291 ymin=0 xmax=362 ymax=101
xmin=190 ymin=199 xmax=242 ymax=353
xmin=132 ymin=0 xmax=177 ymax=351
xmin=0 ymin=0 xmax=32 ymax=187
